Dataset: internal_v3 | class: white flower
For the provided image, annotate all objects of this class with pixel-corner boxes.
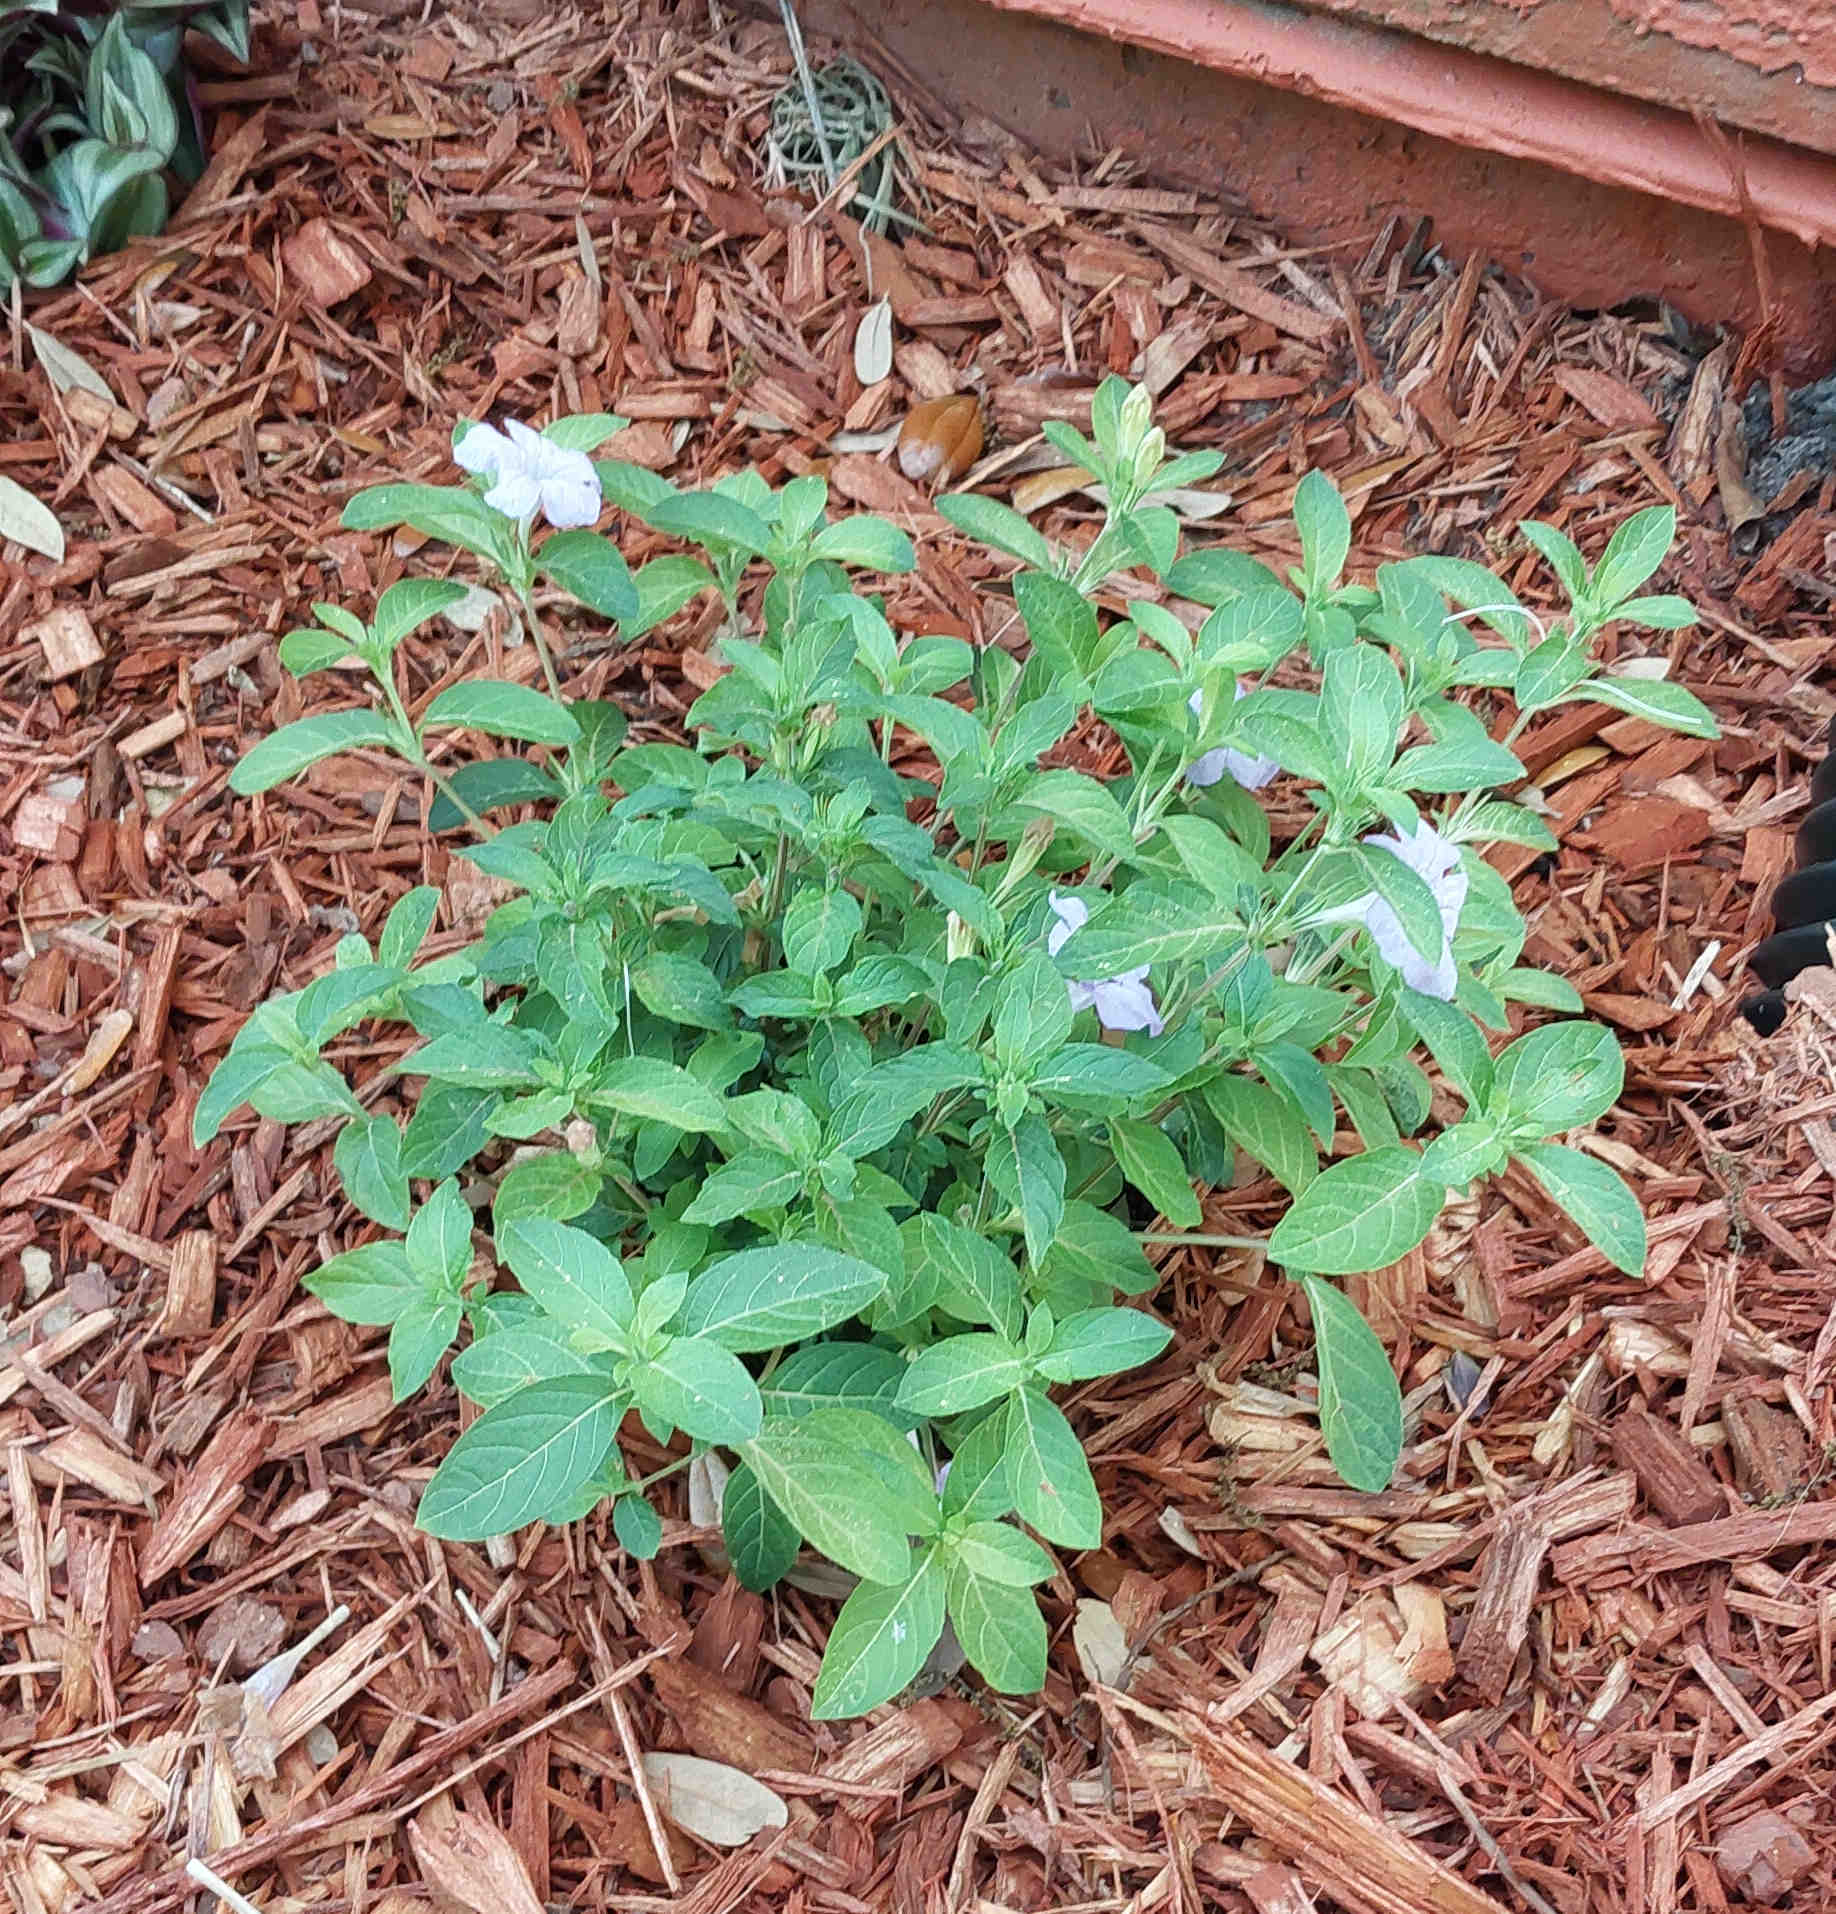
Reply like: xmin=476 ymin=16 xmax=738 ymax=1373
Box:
xmin=454 ymin=419 xmax=602 ymax=528
xmin=1187 ymin=686 xmax=1278 ymax=791
xmin=1337 ymin=821 xmax=1468 ymax=1000
xmin=1047 ymin=891 xmax=1165 ymax=1037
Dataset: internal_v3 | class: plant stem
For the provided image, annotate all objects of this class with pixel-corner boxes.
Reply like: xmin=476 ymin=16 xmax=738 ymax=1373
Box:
xmin=517 ymin=592 xmax=568 ymax=703
xmin=1138 ymin=1230 xmax=1271 ymax=1249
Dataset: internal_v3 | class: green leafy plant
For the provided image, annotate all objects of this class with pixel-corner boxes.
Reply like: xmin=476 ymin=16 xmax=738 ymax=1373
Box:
xmin=0 ymin=0 xmax=247 ymax=288
xmin=198 ymin=381 xmax=1713 ymax=1716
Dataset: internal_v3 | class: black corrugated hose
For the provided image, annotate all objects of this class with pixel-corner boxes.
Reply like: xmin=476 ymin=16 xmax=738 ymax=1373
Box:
xmin=1739 ymin=716 xmax=1836 ymax=1034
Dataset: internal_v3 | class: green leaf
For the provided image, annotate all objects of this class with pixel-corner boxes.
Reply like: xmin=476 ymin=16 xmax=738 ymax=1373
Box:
xmin=193 ymin=1042 xmax=290 ymax=1145
xmin=680 ymin=1154 xmax=804 ymax=1225
xmin=613 ymin=1493 xmax=663 ymax=1559
xmin=1107 ymin=1116 xmax=1200 ymax=1229
xmin=413 ymin=1023 xmax=543 ymax=1090
xmin=1460 ymin=799 xmax=1557 ymax=853
xmin=388 ymin=1293 xmax=462 ymax=1398
xmin=1293 ymin=469 xmax=1350 ymax=595
xmin=1394 ymin=734 xmax=1525 ymax=793
xmin=333 ymin=1114 xmax=411 ymax=1230
xmin=1514 ymin=637 xmax=1593 ymax=710
xmin=942 ymin=1409 xmax=1015 ymax=1523
xmin=1519 ymin=519 xmax=1587 ymax=600
xmin=633 ymin=1337 xmax=763 ymax=1444
xmin=536 ymin=528 xmax=639 ymax=621
xmin=1591 ymin=505 xmax=1674 ymax=606
xmin=231 ymin=711 xmax=401 ymax=793
xmin=342 ymin=483 xmax=508 ymax=558
xmin=1032 ymin=1307 xmax=1171 ymax=1384
xmin=452 ymin=1325 xmax=591 ymax=1407
xmin=948 ymin=1521 xmax=1054 ymax=1587
xmin=1419 ymin=1120 xmax=1507 ymax=1185
xmin=372 ymin=577 xmax=470 ymax=650
xmin=810 ymin=515 xmax=916 ymax=572
xmin=306 ymin=1240 xmax=422 ymax=1325
xmin=647 ymin=490 xmax=773 ymax=556
xmin=936 ymin=492 xmax=1055 ymax=570
xmin=405 ymin=1177 xmax=474 ymax=1287
xmin=1011 ymin=769 xmax=1137 ymax=863
xmin=1486 ymin=1021 xmax=1623 ymax=1137
xmin=1012 ymin=569 xmax=1100 ymax=685
xmin=422 ymin=681 xmax=580 ymax=747
xmin=279 ymin=627 xmax=361 ymax=675
xmin=1006 ymin=1387 xmax=1103 ymax=1549
xmin=492 ymin=1153 xmax=600 ymax=1223
xmin=498 ymin=1216 xmax=634 ymax=1345
xmin=1497 ymin=967 xmax=1584 ymax=1013
xmin=1612 ymin=593 xmax=1697 ymax=631
xmin=811 ymin=1548 xmax=948 ymax=1720
xmin=416 ymin=1375 xmax=621 ymax=1539
xmin=544 ymin=413 xmax=626 ymax=452
xmin=993 ymin=951 xmax=1076 ymax=1070
xmin=629 ymin=952 xmax=731 ymax=1031
xmin=590 ymin=1057 xmax=729 ymax=1133
xmin=246 ymin=1059 xmax=366 ymax=1125
xmin=908 ymin=1214 xmax=1024 ymax=1341
xmin=782 ymin=886 xmax=862 ymax=976
xmin=1060 ymin=893 xmax=1240 ymax=976
xmin=1268 ymin=1146 xmax=1444 ymax=1274
xmin=1031 ymin=1044 xmax=1170 ymax=1108
xmin=1570 ymin=674 xmax=1718 ymax=739
xmin=759 ymin=1343 xmax=908 ymax=1421
xmin=1356 ymin=843 xmax=1447 ymax=968
xmin=680 ymin=1245 xmax=889 ymax=1351
xmin=401 ymin=1082 xmax=499 ymax=1179
xmin=944 ymin=1560 xmax=1047 ymax=1695
xmin=1399 ymin=989 xmax=1493 ymax=1108
xmin=426 ymin=759 xmax=564 ymax=832
xmin=1202 ymin=1074 xmax=1318 ymax=1196
xmin=1300 ymin=1276 xmax=1402 ymax=1492
xmin=1516 ymin=1142 xmax=1647 ymax=1275
xmin=722 ymin=1461 xmax=802 ymax=1590
xmin=624 ymin=554 xmax=718 ymax=638
xmin=740 ymin=1410 xmax=917 ymax=1584
xmin=985 ymin=1115 xmax=1066 ymax=1268
xmin=896 ymin=1334 xmax=1032 ymax=1416
xmin=1320 ymin=643 xmax=1402 ymax=787
xmin=1251 ymin=1041 xmax=1336 ymax=1147
xmin=378 ymin=886 xmax=441 ymax=968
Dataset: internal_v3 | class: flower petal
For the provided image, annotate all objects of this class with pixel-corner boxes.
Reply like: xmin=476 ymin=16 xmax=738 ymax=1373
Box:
xmin=1046 ymin=890 xmax=1088 ymax=958
xmin=1187 ymin=682 xmax=1278 ymax=790
xmin=538 ymin=466 xmax=603 ymax=529
xmin=1090 ymin=974 xmax=1165 ymax=1036
xmin=482 ymin=469 xmax=543 ymax=520
xmin=453 ymin=421 xmax=510 ymax=477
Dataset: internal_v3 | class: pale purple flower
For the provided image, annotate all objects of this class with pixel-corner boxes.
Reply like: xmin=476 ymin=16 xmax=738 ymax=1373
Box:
xmin=1343 ymin=820 xmax=1468 ymax=1000
xmin=454 ymin=419 xmax=602 ymax=528
xmin=908 ymin=1431 xmax=953 ymax=1495
xmin=1046 ymin=891 xmax=1165 ymax=1037
xmin=1187 ymin=686 xmax=1278 ymax=791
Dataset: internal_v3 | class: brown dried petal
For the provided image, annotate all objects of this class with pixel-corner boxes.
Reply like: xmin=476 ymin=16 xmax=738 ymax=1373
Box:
xmin=897 ymin=394 xmax=984 ymax=486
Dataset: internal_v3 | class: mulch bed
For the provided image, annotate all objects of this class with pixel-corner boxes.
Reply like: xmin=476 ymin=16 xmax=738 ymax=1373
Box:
xmin=3 ymin=3 xmax=1835 ymax=1910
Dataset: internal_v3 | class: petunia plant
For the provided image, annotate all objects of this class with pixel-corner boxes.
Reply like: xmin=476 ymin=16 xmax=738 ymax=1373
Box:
xmin=199 ymin=378 xmax=1713 ymax=1717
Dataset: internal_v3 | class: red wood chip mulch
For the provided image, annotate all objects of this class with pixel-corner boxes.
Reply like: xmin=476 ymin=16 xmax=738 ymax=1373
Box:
xmin=2 ymin=4 xmax=1834 ymax=1910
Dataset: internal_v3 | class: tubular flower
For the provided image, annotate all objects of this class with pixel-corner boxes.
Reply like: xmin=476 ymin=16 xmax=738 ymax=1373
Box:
xmin=455 ymin=418 xmax=602 ymax=528
xmin=1187 ymin=685 xmax=1278 ymax=791
xmin=1350 ymin=821 xmax=1468 ymax=1000
xmin=1046 ymin=891 xmax=1165 ymax=1036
